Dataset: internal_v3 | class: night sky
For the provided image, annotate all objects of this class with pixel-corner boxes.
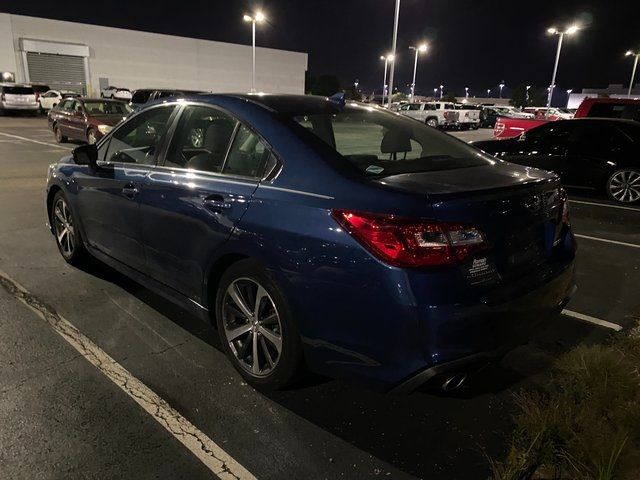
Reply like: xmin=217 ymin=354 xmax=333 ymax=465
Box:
xmin=2 ymin=0 xmax=639 ymax=97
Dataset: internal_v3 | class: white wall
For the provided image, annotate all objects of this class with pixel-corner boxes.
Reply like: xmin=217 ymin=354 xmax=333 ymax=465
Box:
xmin=2 ymin=13 xmax=307 ymax=95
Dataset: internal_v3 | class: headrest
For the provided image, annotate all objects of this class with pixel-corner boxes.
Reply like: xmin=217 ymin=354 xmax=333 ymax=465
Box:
xmin=204 ymin=120 xmax=235 ymax=152
xmin=381 ymin=129 xmax=412 ymax=154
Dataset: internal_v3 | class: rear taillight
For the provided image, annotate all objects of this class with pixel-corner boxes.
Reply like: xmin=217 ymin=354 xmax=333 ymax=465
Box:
xmin=331 ymin=210 xmax=487 ymax=268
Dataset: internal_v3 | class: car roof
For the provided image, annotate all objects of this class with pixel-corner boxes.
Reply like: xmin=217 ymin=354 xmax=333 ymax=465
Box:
xmin=193 ymin=93 xmax=343 ymax=116
xmin=78 ymin=97 xmax=128 ymax=103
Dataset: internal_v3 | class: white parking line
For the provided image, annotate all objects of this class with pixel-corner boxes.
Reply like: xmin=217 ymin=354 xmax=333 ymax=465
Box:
xmin=569 ymin=199 xmax=640 ymax=212
xmin=0 ymin=131 xmax=71 ymax=150
xmin=562 ymin=309 xmax=623 ymax=331
xmin=574 ymin=233 xmax=640 ymax=249
xmin=0 ymin=270 xmax=255 ymax=480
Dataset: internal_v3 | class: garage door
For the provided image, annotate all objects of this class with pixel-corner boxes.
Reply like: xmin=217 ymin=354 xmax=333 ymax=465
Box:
xmin=26 ymin=52 xmax=86 ymax=94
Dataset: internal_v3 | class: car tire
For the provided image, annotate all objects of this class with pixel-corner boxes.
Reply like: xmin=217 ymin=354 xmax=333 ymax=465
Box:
xmin=606 ymin=169 xmax=640 ymax=204
xmin=426 ymin=118 xmax=438 ymax=128
xmin=54 ymin=125 xmax=68 ymax=143
xmin=215 ymin=259 xmax=304 ymax=390
xmin=51 ymin=191 xmax=87 ymax=266
xmin=87 ymin=128 xmax=98 ymax=145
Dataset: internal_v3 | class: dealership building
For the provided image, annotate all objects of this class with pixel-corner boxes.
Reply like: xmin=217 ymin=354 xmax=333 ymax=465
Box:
xmin=0 ymin=12 xmax=308 ymax=95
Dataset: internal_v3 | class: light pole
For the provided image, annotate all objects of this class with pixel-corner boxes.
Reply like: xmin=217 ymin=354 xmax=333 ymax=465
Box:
xmin=487 ymin=88 xmax=491 ymax=98
xmin=409 ymin=44 xmax=428 ymax=102
xmin=380 ymin=54 xmax=394 ymax=106
xmin=439 ymin=85 xmax=444 ymax=99
xmin=433 ymin=88 xmax=438 ymax=98
xmin=243 ymin=11 xmax=266 ymax=92
xmin=526 ymin=85 xmax=531 ymax=103
xmin=546 ymin=24 xmax=580 ymax=108
xmin=386 ymin=0 xmax=401 ymax=108
xmin=625 ymin=51 xmax=640 ymax=97
xmin=465 ymin=87 xmax=469 ymax=99
xmin=499 ymin=81 xmax=505 ymax=99
xmin=566 ymin=89 xmax=573 ymax=107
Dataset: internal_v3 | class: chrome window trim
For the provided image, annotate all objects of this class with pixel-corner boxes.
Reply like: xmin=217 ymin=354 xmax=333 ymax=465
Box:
xmin=150 ymin=165 xmax=259 ymax=187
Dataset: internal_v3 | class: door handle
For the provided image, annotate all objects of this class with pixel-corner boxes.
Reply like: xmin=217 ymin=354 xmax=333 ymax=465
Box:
xmin=203 ymin=194 xmax=232 ymax=213
xmin=122 ymin=183 xmax=139 ymax=199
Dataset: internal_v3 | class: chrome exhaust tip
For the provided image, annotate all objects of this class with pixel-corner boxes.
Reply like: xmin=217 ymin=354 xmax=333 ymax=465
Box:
xmin=441 ymin=373 xmax=467 ymax=392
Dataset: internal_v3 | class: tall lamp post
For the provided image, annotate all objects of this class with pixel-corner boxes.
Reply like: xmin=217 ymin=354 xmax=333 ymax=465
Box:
xmin=526 ymin=85 xmax=531 ymax=103
xmin=380 ymin=54 xmax=394 ymax=106
xmin=408 ymin=43 xmax=428 ymax=102
xmin=439 ymin=85 xmax=444 ymax=99
xmin=487 ymin=88 xmax=491 ymax=98
xmin=625 ymin=50 xmax=640 ymax=97
xmin=546 ymin=24 xmax=580 ymax=108
xmin=386 ymin=0 xmax=401 ymax=108
xmin=243 ymin=11 xmax=266 ymax=92
xmin=499 ymin=81 xmax=505 ymax=99
xmin=465 ymin=87 xmax=469 ymax=99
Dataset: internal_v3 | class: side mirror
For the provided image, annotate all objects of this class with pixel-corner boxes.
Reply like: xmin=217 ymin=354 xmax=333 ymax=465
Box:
xmin=73 ymin=144 xmax=98 ymax=169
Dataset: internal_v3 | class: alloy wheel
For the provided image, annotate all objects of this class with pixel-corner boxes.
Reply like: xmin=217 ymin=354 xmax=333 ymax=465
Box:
xmin=608 ymin=170 xmax=640 ymax=203
xmin=222 ymin=278 xmax=283 ymax=377
xmin=53 ymin=198 xmax=75 ymax=257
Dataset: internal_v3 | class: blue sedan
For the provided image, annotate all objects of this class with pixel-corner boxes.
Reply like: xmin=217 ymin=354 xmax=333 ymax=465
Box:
xmin=45 ymin=94 xmax=576 ymax=393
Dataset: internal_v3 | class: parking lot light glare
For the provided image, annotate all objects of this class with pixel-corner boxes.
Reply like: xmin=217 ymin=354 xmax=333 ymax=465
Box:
xmin=418 ymin=44 xmax=427 ymax=52
xmin=380 ymin=54 xmax=394 ymax=105
xmin=545 ymin=22 xmax=583 ymax=110
xmin=626 ymin=50 xmax=640 ymax=97
xmin=243 ymin=14 xmax=252 ymax=22
xmin=547 ymin=27 xmax=558 ymax=34
xmin=566 ymin=25 xmax=579 ymax=35
xmin=254 ymin=11 xmax=266 ymax=22
xmin=243 ymin=12 xmax=267 ymax=92
xmin=409 ymin=43 xmax=429 ymax=101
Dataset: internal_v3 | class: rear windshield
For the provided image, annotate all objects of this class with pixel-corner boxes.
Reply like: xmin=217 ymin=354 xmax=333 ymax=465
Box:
xmin=3 ymin=86 xmax=34 ymax=95
xmin=83 ymin=101 xmax=132 ymax=115
xmin=289 ymin=105 xmax=493 ymax=176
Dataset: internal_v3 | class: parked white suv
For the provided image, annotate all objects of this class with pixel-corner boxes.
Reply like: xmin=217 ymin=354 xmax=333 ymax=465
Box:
xmin=100 ymin=86 xmax=132 ymax=100
xmin=399 ymin=102 xmax=459 ymax=128
xmin=38 ymin=90 xmax=80 ymax=112
xmin=453 ymin=104 xmax=481 ymax=129
xmin=0 ymin=84 xmax=38 ymax=114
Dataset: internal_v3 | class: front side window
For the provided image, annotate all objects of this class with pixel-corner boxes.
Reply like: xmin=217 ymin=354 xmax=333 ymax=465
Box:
xmin=104 ymin=105 xmax=177 ymax=165
xmin=57 ymin=99 xmax=73 ymax=111
xmin=131 ymin=90 xmax=151 ymax=104
xmin=164 ymin=105 xmax=237 ymax=172
xmin=290 ymin=105 xmax=492 ymax=176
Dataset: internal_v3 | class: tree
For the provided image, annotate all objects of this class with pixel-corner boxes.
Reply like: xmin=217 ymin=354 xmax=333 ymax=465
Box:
xmin=344 ymin=86 xmax=362 ymax=101
xmin=309 ymin=74 xmax=341 ymax=96
xmin=510 ymin=83 xmax=547 ymax=108
xmin=391 ymin=92 xmax=408 ymax=103
xmin=442 ymin=92 xmax=457 ymax=102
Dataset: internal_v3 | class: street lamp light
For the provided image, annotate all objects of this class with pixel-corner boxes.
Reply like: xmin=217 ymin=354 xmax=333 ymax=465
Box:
xmin=243 ymin=11 xmax=266 ymax=92
xmin=380 ymin=54 xmax=394 ymax=106
xmin=408 ymin=43 xmax=428 ymax=102
xmin=546 ymin=24 xmax=581 ymax=109
xmin=625 ymin=50 xmax=640 ymax=97
xmin=487 ymin=88 xmax=491 ymax=97
xmin=526 ymin=85 xmax=531 ymax=103
xmin=499 ymin=82 xmax=505 ymax=99
xmin=439 ymin=84 xmax=444 ymax=99
xmin=465 ymin=87 xmax=469 ymax=99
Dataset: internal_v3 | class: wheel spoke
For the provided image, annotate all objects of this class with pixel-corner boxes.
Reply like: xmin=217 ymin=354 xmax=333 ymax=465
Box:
xmin=236 ymin=334 xmax=252 ymax=359
xmin=260 ymin=335 xmax=275 ymax=368
xmin=261 ymin=312 xmax=279 ymax=326
xmin=254 ymin=284 xmax=268 ymax=316
xmin=258 ymin=326 xmax=282 ymax=353
xmin=251 ymin=331 xmax=260 ymax=374
xmin=226 ymin=323 xmax=252 ymax=342
xmin=228 ymin=283 xmax=253 ymax=319
xmin=54 ymin=207 xmax=65 ymax=224
xmin=57 ymin=228 xmax=68 ymax=244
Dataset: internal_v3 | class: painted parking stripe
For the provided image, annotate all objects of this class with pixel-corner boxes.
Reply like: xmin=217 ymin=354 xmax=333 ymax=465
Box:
xmin=0 ymin=131 xmax=71 ymax=150
xmin=574 ymin=233 xmax=640 ymax=249
xmin=562 ymin=309 xmax=623 ymax=332
xmin=569 ymin=199 xmax=640 ymax=212
xmin=0 ymin=270 xmax=256 ymax=480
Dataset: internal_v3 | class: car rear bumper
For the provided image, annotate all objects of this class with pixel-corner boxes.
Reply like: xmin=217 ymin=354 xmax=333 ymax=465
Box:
xmin=1 ymin=102 xmax=38 ymax=110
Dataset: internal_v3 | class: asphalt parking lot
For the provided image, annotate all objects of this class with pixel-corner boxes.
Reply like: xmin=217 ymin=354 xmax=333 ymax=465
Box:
xmin=1 ymin=116 xmax=638 ymax=480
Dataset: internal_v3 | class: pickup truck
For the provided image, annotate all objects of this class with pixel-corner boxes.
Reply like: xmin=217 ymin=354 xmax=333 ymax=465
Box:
xmin=399 ymin=102 xmax=458 ymax=128
xmin=454 ymin=104 xmax=481 ymax=129
xmin=493 ymin=117 xmax=549 ymax=139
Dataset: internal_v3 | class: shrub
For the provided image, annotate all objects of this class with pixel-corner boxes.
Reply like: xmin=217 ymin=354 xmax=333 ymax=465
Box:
xmin=491 ymin=326 xmax=640 ymax=480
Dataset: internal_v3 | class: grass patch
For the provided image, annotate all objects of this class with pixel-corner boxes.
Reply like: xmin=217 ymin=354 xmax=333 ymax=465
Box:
xmin=490 ymin=324 xmax=640 ymax=480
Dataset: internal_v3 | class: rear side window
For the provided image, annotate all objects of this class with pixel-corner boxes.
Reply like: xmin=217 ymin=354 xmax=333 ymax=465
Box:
xmin=131 ymin=90 xmax=151 ymax=104
xmin=58 ymin=99 xmax=73 ymax=111
xmin=164 ymin=105 xmax=237 ymax=173
xmin=4 ymin=86 xmax=34 ymax=95
xmin=104 ymin=105 xmax=177 ymax=165
xmin=408 ymin=104 xmax=422 ymax=111
xmin=588 ymin=103 xmax=640 ymax=122
xmin=222 ymin=125 xmax=270 ymax=178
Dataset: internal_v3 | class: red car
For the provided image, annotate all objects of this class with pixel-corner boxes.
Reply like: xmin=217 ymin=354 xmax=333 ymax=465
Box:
xmin=574 ymin=97 xmax=640 ymax=120
xmin=48 ymin=97 xmax=132 ymax=144
xmin=493 ymin=117 xmax=549 ymax=139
